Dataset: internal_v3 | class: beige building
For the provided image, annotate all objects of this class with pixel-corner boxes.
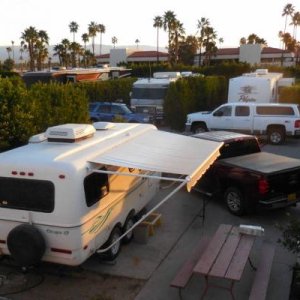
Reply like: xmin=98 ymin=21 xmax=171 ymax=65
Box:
xmin=195 ymin=45 xmax=295 ymax=67
xmin=96 ymin=49 xmax=168 ymax=66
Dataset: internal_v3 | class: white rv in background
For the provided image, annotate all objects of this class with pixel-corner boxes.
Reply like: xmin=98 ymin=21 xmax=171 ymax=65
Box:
xmin=130 ymin=72 xmax=181 ymax=123
xmin=228 ymin=69 xmax=295 ymax=103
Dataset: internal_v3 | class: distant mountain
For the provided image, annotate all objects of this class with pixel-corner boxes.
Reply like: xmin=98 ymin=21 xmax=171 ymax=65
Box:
xmin=0 ymin=44 xmax=164 ymax=63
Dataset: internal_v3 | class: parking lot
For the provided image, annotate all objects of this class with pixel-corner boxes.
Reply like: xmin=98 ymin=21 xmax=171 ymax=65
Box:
xmin=1 ymin=136 xmax=300 ymax=300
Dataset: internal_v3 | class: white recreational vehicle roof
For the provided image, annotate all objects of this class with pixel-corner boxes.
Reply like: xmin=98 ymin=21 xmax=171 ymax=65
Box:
xmin=0 ymin=123 xmax=222 ymax=191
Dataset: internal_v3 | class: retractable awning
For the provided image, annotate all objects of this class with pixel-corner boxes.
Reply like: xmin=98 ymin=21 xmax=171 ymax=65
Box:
xmin=89 ymin=128 xmax=222 ymax=191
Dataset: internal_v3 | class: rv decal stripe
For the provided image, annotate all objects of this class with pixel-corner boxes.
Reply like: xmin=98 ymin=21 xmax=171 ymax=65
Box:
xmin=83 ymin=207 xmax=113 ymax=235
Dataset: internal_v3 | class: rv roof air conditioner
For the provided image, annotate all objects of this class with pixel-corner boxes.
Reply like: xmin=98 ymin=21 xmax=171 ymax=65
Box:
xmin=93 ymin=122 xmax=115 ymax=130
xmin=45 ymin=124 xmax=95 ymax=143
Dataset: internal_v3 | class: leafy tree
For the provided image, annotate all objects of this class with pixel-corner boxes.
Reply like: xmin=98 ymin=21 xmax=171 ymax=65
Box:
xmin=178 ymin=35 xmax=198 ymax=65
xmin=69 ymin=21 xmax=79 ymax=42
xmin=153 ymin=16 xmax=163 ymax=62
xmin=0 ymin=77 xmax=33 ymax=148
xmin=2 ymin=58 xmax=14 ymax=71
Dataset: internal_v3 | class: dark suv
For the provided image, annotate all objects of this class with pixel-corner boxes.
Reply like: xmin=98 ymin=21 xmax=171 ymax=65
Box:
xmin=89 ymin=102 xmax=152 ymax=123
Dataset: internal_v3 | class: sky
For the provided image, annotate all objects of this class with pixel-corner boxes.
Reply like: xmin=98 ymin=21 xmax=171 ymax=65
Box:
xmin=1 ymin=0 xmax=299 ymax=51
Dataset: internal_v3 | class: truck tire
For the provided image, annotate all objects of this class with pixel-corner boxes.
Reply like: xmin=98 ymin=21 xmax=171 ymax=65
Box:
xmin=267 ymin=127 xmax=285 ymax=145
xmin=224 ymin=187 xmax=246 ymax=216
xmin=103 ymin=226 xmax=122 ymax=261
xmin=7 ymin=224 xmax=46 ymax=267
xmin=193 ymin=123 xmax=207 ymax=134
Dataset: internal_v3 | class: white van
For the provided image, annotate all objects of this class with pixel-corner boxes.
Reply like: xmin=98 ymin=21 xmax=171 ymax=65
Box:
xmin=0 ymin=122 xmax=222 ymax=267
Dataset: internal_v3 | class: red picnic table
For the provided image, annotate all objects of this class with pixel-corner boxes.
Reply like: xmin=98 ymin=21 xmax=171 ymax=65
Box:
xmin=193 ymin=224 xmax=256 ymax=300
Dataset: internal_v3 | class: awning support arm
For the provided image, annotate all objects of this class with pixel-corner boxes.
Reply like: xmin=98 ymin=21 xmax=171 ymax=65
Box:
xmin=96 ymin=179 xmax=188 ymax=254
xmin=88 ymin=168 xmax=187 ymax=183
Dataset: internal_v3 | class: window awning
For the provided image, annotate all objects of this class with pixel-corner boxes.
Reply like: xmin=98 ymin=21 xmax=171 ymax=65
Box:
xmin=88 ymin=128 xmax=222 ymax=191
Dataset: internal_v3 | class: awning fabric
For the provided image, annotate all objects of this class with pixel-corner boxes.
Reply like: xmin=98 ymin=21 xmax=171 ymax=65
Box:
xmin=89 ymin=128 xmax=222 ymax=191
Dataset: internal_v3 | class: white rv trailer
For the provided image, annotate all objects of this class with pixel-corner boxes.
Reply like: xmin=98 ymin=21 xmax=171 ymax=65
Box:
xmin=228 ymin=69 xmax=294 ymax=103
xmin=0 ymin=122 xmax=222 ymax=267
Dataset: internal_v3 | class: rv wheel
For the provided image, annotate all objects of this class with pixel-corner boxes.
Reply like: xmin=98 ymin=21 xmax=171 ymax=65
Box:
xmin=122 ymin=213 xmax=135 ymax=244
xmin=104 ymin=226 xmax=122 ymax=261
xmin=7 ymin=224 xmax=46 ymax=268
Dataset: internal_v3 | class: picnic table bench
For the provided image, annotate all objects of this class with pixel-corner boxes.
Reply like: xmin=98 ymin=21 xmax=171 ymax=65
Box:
xmin=170 ymin=224 xmax=275 ymax=300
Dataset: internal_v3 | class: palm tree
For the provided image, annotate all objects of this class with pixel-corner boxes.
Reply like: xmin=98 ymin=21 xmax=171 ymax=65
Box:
xmin=163 ymin=10 xmax=176 ymax=59
xmin=11 ymin=41 xmax=15 ymax=61
xmin=88 ymin=21 xmax=99 ymax=55
xmin=171 ymin=20 xmax=185 ymax=64
xmin=21 ymin=26 xmax=39 ymax=71
xmin=35 ymin=30 xmax=49 ymax=70
xmin=282 ymin=4 xmax=295 ymax=34
xmin=281 ymin=3 xmax=295 ymax=65
xmin=82 ymin=33 xmax=89 ymax=67
xmin=153 ymin=16 xmax=163 ymax=62
xmin=69 ymin=21 xmax=79 ymax=42
xmin=197 ymin=17 xmax=210 ymax=66
xmin=6 ymin=47 xmax=12 ymax=59
xmin=135 ymin=39 xmax=140 ymax=49
xmin=98 ymin=24 xmax=106 ymax=56
xmin=291 ymin=11 xmax=300 ymax=40
xmin=112 ymin=36 xmax=118 ymax=48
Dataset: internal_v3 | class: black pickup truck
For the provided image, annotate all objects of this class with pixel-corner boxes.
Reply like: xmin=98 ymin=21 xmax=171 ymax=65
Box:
xmin=193 ymin=131 xmax=300 ymax=215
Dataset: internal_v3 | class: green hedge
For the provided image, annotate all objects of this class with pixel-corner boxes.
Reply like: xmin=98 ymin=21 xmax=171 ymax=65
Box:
xmin=78 ymin=78 xmax=136 ymax=106
xmin=0 ymin=77 xmax=89 ymax=150
xmin=164 ymin=76 xmax=227 ymax=131
xmin=279 ymin=84 xmax=300 ymax=104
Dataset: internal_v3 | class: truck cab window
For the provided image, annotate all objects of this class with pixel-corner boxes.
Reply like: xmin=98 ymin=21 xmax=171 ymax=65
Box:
xmin=214 ymin=106 xmax=232 ymax=117
xmin=84 ymin=169 xmax=109 ymax=207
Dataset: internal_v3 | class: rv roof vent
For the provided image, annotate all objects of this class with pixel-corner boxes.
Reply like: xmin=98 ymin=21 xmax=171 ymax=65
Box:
xmin=255 ymin=69 xmax=268 ymax=75
xmin=29 ymin=133 xmax=47 ymax=143
xmin=93 ymin=122 xmax=115 ymax=130
xmin=45 ymin=124 xmax=95 ymax=143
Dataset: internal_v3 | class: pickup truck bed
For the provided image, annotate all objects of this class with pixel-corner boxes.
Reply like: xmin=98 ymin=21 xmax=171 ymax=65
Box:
xmin=222 ymin=152 xmax=300 ymax=174
xmin=193 ymin=131 xmax=300 ymax=215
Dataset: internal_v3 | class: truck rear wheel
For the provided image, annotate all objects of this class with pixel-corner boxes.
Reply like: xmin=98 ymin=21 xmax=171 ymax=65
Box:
xmin=268 ymin=127 xmax=285 ymax=145
xmin=224 ymin=187 xmax=246 ymax=216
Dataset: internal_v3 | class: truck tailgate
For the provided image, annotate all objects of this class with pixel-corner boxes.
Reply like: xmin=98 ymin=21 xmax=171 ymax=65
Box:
xmin=221 ymin=152 xmax=300 ymax=174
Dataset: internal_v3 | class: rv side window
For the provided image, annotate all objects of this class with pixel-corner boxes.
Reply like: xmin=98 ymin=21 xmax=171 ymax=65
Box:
xmin=0 ymin=177 xmax=54 ymax=213
xmin=84 ymin=170 xmax=109 ymax=207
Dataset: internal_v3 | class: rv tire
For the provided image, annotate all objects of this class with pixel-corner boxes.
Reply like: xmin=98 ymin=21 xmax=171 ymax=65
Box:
xmin=122 ymin=212 xmax=135 ymax=244
xmin=7 ymin=224 xmax=46 ymax=267
xmin=104 ymin=226 xmax=122 ymax=261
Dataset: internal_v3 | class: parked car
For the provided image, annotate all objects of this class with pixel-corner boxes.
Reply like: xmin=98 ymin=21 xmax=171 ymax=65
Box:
xmin=89 ymin=102 xmax=152 ymax=123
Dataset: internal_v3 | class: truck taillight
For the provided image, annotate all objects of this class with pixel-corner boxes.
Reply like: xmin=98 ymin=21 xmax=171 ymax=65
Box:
xmin=295 ymin=120 xmax=300 ymax=128
xmin=259 ymin=178 xmax=269 ymax=194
